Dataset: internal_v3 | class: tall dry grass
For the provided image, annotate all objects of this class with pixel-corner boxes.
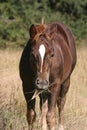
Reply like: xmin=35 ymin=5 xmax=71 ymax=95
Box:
xmin=0 ymin=46 xmax=87 ymax=130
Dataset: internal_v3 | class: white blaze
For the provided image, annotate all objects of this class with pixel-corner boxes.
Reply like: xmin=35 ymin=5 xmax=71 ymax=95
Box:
xmin=39 ymin=44 xmax=46 ymax=72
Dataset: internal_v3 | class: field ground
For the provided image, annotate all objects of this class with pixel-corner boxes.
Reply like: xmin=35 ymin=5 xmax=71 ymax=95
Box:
xmin=0 ymin=46 xmax=87 ymax=130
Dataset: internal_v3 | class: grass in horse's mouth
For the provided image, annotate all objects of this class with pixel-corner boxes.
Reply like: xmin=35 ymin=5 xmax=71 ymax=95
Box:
xmin=27 ymin=81 xmax=57 ymax=102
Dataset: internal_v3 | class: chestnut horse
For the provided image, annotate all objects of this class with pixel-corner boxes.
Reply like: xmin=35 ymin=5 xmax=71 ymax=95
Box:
xmin=19 ymin=22 xmax=76 ymax=130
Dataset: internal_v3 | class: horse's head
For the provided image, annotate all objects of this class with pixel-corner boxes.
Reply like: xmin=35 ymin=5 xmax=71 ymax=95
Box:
xmin=29 ymin=24 xmax=54 ymax=90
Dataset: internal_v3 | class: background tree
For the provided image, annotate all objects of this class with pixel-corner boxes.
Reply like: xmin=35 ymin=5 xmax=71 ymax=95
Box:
xmin=0 ymin=0 xmax=87 ymax=47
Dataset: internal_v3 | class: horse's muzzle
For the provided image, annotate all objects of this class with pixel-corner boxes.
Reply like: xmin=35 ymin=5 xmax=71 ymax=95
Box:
xmin=35 ymin=78 xmax=49 ymax=90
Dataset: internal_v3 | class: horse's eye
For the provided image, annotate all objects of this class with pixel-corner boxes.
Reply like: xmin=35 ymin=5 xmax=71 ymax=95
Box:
xmin=31 ymin=53 xmax=35 ymax=59
xmin=50 ymin=48 xmax=54 ymax=57
xmin=51 ymin=53 xmax=54 ymax=57
xmin=50 ymin=50 xmax=54 ymax=57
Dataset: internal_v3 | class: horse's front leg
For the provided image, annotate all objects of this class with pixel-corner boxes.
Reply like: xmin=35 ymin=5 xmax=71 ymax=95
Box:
xmin=40 ymin=94 xmax=48 ymax=130
xmin=47 ymin=108 xmax=56 ymax=130
xmin=27 ymin=99 xmax=36 ymax=130
xmin=23 ymin=85 xmax=36 ymax=130
xmin=47 ymin=84 xmax=60 ymax=130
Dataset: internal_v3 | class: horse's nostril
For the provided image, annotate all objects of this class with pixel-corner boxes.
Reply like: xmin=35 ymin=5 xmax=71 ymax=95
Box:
xmin=46 ymin=80 xmax=49 ymax=84
xmin=36 ymin=79 xmax=40 ymax=85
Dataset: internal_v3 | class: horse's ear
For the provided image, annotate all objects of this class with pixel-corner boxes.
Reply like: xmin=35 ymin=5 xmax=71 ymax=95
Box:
xmin=49 ymin=24 xmax=58 ymax=39
xmin=29 ymin=24 xmax=37 ymax=39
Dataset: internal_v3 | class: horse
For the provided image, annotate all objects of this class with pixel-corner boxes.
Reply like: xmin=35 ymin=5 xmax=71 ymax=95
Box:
xmin=19 ymin=22 xmax=77 ymax=130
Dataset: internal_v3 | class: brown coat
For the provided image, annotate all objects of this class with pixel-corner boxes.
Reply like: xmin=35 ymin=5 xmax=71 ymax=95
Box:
xmin=19 ymin=22 xmax=77 ymax=130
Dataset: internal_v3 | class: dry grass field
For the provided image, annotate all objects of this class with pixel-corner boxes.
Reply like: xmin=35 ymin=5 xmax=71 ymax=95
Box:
xmin=0 ymin=46 xmax=87 ymax=130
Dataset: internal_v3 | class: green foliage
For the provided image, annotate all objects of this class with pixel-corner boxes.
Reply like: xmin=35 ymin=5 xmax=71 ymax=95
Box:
xmin=0 ymin=0 xmax=87 ymax=48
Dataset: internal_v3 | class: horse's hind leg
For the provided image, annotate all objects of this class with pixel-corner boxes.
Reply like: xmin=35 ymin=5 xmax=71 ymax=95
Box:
xmin=57 ymin=96 xmax=66 ymax=130
xmin=57 ymin=77 xmax=70 ymax=130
